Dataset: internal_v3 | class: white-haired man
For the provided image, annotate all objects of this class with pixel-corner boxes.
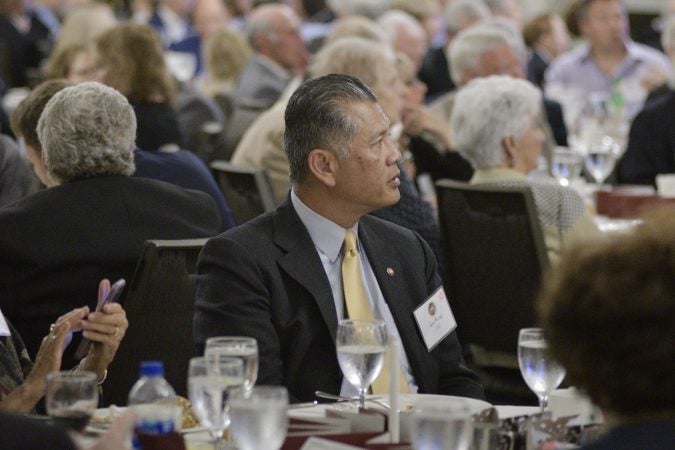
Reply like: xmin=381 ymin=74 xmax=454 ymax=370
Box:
xmin=232 ymin=3 xmax=309 ymax=109
xmin=378 ymin=9 xmax=427 ymax=72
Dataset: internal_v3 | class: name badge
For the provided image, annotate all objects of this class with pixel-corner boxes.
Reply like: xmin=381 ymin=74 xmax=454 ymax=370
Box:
xmin=413 ymin=286 xmax=456 ymax=351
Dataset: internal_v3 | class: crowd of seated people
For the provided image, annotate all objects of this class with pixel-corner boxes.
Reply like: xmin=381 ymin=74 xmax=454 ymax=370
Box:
xmin=0 ymin=0 xmax=673 ymax=446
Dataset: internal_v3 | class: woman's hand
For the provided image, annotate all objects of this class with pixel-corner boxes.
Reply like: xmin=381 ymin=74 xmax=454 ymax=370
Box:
xmin=79 ymin=299 xmax=128 ymax=382
xmin=402 ymin=103 xmax=454 ymax=150
xmin=1 ymin=309 xmax=87 ymax=414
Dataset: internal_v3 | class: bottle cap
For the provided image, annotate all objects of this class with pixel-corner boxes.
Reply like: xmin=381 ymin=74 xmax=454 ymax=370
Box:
xmin=140 ymin=361 xmax=164 ymax=377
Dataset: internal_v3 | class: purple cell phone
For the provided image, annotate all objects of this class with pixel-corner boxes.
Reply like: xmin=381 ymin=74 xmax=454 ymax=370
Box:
xmin=73 ymin=279 xmax=126 ymax=360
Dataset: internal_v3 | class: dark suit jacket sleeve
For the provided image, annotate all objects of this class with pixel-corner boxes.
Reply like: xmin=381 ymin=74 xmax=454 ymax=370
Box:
xmin=543 ymin=98 xmax=568 ymax=147
xmin=415 ymin=232 xmax=485 ymax=400
xmin=193 ymin=235 xmax=284 ymax=386
xmin=618 ymin=104 xmax=674 ymax=185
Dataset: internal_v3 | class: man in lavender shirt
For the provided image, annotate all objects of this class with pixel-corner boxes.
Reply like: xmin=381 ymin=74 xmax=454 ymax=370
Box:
xmin=545 ymin=0 xmax=670 ymax=125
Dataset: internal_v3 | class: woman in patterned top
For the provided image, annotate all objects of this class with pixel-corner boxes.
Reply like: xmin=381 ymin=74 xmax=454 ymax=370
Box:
xmin=450 ymin=75 xmax=600 ymax=262
xmin=0 ymin=279 xmax=127 ymax=414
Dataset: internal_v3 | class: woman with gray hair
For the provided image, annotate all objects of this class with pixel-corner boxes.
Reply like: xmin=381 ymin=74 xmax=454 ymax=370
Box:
xmin=0 ymin=82 xmax=221 ymax=368
xmin=38 ymin=82 xmax=136 ymax=185
xmin=451 ymin=75 xmax=599 ymax=261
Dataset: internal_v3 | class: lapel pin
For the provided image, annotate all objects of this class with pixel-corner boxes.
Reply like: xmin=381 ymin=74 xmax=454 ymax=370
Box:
xmin=386 ymin=267 xmax=395 ymax=276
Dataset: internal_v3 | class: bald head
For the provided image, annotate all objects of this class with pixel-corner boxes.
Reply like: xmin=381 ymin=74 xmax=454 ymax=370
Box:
xmin=193 ymin=0 xmax=232 ymax=38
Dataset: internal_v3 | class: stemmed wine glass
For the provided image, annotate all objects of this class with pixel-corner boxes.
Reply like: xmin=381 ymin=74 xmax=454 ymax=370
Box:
xmin=229 ymin=386 xmax=289 ymax=450
xmin=188 ymin=355 xmax=244 ymax=449
xmin=518 ymin=328 xmax=566 ymax=413
xmin=584 ymin=136 xmax=617 ymax=185
xmin=205 ymin=336 xmax=259 ymax=396
xmin=46 ymin=371 xmax=99 ymax=433
xmin=410 ymin=398 xmax=473 ymax=450
xmin=335 ymin=319 xmax=387 ymax=409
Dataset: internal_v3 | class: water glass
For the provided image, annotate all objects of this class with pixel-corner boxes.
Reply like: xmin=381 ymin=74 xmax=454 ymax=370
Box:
xmin=188 ymin=356 xmax=244 ymax=446
xmin=551 ymin=147 xmax=583 ymax=187
xmin=410 ymin=398 xmax=473 ymax=450
xmin=229 ymin=386 xmax=289 ymax=450
xmin=46 ymin=371 xmax=99 ymax=433
xmin=205 ymin=336 xmax=258 ymax=395
xmin=336 ymin=319 xmax=387 ymax=409
xmin=518 ymin=328 xmax=566 ymax=413
xmin=584 ymin=140 xmax=617 ymax=184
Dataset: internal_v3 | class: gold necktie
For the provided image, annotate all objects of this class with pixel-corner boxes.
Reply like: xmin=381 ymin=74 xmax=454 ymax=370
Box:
xmin=341 ymin=230 xmax=409 ymax=394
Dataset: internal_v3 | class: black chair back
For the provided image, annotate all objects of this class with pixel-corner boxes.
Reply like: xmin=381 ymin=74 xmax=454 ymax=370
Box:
xmin=101 ymin=239 xmax=207 ymax=406
xmin=436 ymin=180 xmax=549 ymax=355
xmin=210 ymin=160 xmax=276 ymax=225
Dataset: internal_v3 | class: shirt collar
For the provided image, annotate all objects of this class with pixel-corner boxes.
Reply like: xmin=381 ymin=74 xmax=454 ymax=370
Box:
xmin=291 ymin=189 xmax=357 ymax=263
xmin=578 ymin=39 xmax=645 ymax=65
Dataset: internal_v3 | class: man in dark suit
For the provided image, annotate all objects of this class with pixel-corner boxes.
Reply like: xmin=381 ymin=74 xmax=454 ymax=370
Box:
xmin=418 ymin=0 xmax=489 ymax=103
xmin=0 ymin=82 xmax=221 ymax=368
xmin=194 ymin=74 xmax=484 ymax=403
xmin=618 ymin=90 xmax=675 ymax=185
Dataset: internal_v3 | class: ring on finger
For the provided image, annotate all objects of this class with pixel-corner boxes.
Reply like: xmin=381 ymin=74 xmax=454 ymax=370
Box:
xmin=113 ymin=326 xmax=119 ymax=338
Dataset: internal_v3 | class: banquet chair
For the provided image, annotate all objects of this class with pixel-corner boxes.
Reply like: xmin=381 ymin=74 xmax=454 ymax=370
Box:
xmin=101 ymin=238 xmax=207 ymax=406
xmin=435 ymin=180 xmax=550 ymax=404
xmin=210 ymin=160 xmax=276 ymax=225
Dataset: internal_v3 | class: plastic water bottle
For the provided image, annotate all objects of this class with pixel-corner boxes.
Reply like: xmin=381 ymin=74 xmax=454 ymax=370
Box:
xmin=128 ymin=361 xmax=181 ymax=449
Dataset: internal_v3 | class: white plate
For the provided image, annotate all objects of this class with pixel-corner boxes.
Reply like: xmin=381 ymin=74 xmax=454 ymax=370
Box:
xmin=289 ymin=394 xmax=491 ymax=419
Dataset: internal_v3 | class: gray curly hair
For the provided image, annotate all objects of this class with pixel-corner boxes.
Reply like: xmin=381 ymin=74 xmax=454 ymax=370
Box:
xmin=37 ymin=81 xmax=136 ymax=184
xmin=451 ymin=75 xmax=541 ymax=169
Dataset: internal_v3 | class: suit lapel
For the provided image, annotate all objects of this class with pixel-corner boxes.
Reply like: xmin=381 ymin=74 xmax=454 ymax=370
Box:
xmin=359 ymin=220 xmax=431 ymax=391
xmin=273 ymin=200 xmax=339 ymax=341
xmin=358 ymin=220 xmax=410 ymax=324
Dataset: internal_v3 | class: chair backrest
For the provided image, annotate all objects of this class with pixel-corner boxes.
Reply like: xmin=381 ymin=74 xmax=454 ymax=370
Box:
xmin=102 ymin=239 xmax=207 ymax=406
xmin=436 ymin=180 xmax=549 ymax=357
xmin=210 ymin=160 xmax=276 ymax=225
xmin=224 ymin=102 xmax=268 ymax=158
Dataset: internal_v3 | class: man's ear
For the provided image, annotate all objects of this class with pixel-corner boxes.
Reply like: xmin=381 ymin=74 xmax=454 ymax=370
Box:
xmin=307 ymin=148 xmax=338 ymax=187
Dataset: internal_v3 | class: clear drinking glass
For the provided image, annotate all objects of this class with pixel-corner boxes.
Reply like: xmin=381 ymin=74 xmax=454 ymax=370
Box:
xmin=46 ymin=371 xmax=99 ymax=433
xmin=551 ymin=147 xmax=583 ymax=187
xmin=205 ymin=336 xmax=259 ymax=395
xmin=410 ymin=398 xmax=473 ymax=450
xmin=335 ymin=319 xmax=387 ymax=409
xmin=518 ymin=328 xmax=566 ymax=413
xmin=229 ymin=386 xmax=289 ymax=450
xmin=188 ymin=356 xmax=244 ymax=449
